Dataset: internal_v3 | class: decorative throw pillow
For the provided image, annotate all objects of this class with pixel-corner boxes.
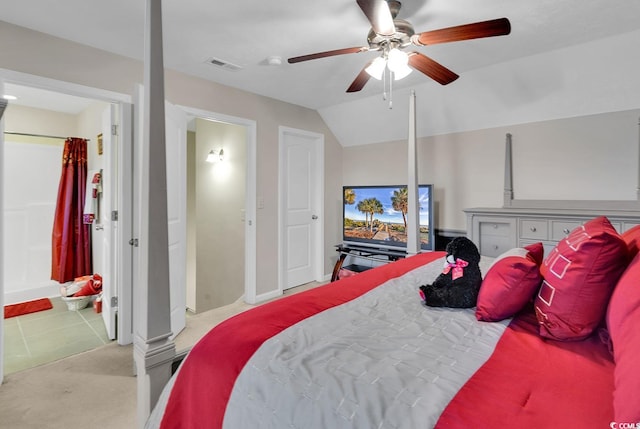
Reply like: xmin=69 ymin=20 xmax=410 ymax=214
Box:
xmin=606 ymin=252 xmax=640 ymax=421
xmin=476 ymin=242 xmax=543 ymax=322
xmin=524 ymin=241 xmax=544 ymax=265
xmin=536 ymin=216 xmax=628 ymax=341
xmin=621 ymin=224 xmax=640 ymax=260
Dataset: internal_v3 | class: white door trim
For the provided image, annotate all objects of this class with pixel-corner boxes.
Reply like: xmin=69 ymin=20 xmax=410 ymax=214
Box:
xmin=177 ymin=105 xmax=258 ymax=304
xmin=0 ymin=78 xmax=5 ymax=383
xmin=278 ymin=126 xmax=325 ymax=295
xmin=0 ymin=68 xmax=131 ymax=104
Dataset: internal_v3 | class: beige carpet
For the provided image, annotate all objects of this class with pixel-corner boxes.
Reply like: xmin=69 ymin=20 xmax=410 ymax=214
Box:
xmin=0 ymin=282 xmax=322 ymax=429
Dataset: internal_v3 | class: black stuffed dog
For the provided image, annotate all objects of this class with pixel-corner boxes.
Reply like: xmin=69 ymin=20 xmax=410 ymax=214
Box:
xmin=419 ymin=237 xmax=482 ymax=308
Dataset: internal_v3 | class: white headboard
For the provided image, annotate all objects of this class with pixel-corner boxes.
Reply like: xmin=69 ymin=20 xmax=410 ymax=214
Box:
xmin=502 ymin=117 xmax=640 ymax=211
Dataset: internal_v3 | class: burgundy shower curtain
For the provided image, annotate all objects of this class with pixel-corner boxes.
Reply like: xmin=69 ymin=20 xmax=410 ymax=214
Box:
xmin=51 ymin=137 xmax=92 ymax=283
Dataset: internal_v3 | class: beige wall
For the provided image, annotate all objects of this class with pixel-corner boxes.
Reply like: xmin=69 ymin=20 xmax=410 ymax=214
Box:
xmin=194 ymin=119 xmax=246 ymax=312
xmin=343 ymin=109 xmax=640 ymax=231
xmin=0 ymin=21 xmax=344 ymax=297
xmin=4 ymin=104 xmax=77 ymax=136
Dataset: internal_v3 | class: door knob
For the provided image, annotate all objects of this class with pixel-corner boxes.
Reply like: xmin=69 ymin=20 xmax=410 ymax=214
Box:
xmin=312 ymin=215 xmax=318 ymax=220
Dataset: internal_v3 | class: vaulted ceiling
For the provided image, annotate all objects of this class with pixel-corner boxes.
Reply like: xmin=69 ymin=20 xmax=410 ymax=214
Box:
xmin=2 ymin=0 xmax=640 ymax=146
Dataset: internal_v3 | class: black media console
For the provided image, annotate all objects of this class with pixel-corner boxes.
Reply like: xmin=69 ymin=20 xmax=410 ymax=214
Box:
xmin=331 ymin=244 xmax=407 ymax=282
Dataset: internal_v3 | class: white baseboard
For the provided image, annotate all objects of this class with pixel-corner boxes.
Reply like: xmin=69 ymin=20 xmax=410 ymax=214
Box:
xmin=254 ymin=289 xmax=282 ymax=303
xmin=4 ymin=282 xmax=60 ymax=305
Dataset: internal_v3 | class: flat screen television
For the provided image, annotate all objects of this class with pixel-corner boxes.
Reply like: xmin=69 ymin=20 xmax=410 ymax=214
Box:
xmin=342 ymin=184 xmax=434 ymax=251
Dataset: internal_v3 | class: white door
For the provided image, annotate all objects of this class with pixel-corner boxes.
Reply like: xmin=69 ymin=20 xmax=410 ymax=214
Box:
xmin=115 ymin=102 xmax=133 ymax=345
xmin=280 ymin=127 xmax=324 ymax=290
xmin=132 ymin=87 xmax=186 ymax=341
xmin=100 ymin=105 xmax=117 ymax=339
xmin=100 ymin=102 xmax=134 ymax=345
xmin=164 ymin=101 xmax=187 ymax=338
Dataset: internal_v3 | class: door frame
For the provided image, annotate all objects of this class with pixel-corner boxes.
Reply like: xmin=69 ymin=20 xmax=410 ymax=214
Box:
xmin=0 ymin=78 xmax=5 ymax=383
xmin=178 ymin=105 xmax=258 ymax=304
xmin=278 ymin=126 xmax=324 ymax=294
xmin=0 ymin=69 xmax=133 ymax=349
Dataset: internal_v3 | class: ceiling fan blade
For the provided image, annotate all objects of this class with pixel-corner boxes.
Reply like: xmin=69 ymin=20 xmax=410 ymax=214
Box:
xmin=357 ymin=0 xmax=396 ymax=36
xmin=288 ymin=46 xmax=369 ymax=64
xmin=407 ymin=52 xmax=459 ymax=85
xmin=416 ymin=17 xmax=511 ymax=46
xmin=346 ymin=62 xmax=373 ymax=93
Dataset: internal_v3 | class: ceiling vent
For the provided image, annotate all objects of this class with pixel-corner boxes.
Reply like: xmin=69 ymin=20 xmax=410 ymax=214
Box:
xmin=205 ymin=57 xmax=242 ymax=72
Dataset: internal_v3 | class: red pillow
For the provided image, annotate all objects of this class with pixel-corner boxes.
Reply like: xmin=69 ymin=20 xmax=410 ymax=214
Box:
xmin=524 ymin=241 xmax=544 ymax=265
xmin=621 ymin=224 xmax=640 ymax=260
xmin=536 ymin=216 xmax=628 ymax=341
xmin=476 ymin=243 xmax=543 ymax=322
xmin=606 ymin=253 xmax=640 ymax=421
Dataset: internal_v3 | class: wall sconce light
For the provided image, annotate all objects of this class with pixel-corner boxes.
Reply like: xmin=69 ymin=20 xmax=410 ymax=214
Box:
xmin=206 ymin=148 xmax=225 ymax=163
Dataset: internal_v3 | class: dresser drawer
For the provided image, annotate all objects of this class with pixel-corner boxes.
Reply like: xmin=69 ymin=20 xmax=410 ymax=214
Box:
xmin=621 ymin=222 xmax=640 ymax=233
xmin=519 ymin=239 xmax=557 ymax=258
xmin=609 ymin=221 xmax=622 ymax=233
xmin=520 ymin=219 xmax=548 ymax=240
xmin=479 ymin=221 xmax=511 ymax=237
xmin=479 ymin=236 xmax=513 ymax=258
xmin=551 ymin=220 xmax=582 ymax=240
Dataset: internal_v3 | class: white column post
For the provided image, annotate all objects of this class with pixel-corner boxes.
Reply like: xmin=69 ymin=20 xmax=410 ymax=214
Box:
xmin=134 ymin=0 xmax=175 ymax=427
xmin=407 ymin=90 xmax=420 ymax=255
xmin=503 ymin=133 xmax=513 ymax=207
xmin=636 ymin=117 xmax=640 ymax=202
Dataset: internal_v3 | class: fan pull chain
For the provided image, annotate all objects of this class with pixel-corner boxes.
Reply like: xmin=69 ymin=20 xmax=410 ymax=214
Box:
xmin=388 ymin=71 xmax=394 ymax=109
xmin=382 ymin=67 xmax=388 ymax=101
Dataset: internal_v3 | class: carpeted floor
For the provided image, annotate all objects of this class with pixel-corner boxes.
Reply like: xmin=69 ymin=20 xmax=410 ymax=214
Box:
xmin=0 ymin=281 xmax=323 ymax=429
xmin=0 ymin=340 xmax=136 ymax=429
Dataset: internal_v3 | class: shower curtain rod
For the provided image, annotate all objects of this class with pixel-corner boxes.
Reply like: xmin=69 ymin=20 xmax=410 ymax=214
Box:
xmin=3 ymin=131 xmax=91 ymax=141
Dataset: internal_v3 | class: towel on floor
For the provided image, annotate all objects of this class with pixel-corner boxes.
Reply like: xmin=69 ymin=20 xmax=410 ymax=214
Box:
xmin=73 ymin=274 xmax=103 ymax=297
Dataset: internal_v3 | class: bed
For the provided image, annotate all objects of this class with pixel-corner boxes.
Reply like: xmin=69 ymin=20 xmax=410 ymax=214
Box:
xmin=147 ymin=215 xmax=640 ymax=428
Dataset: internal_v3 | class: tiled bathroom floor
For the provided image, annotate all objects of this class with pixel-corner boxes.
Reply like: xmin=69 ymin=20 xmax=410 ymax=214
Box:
xmin=3 ymin=297 xmax=112 ymax=375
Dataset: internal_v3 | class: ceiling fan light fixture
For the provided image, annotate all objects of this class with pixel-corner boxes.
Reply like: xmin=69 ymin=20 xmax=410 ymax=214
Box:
xmin=387 ymin=48 xmax=411 ymax=80
xmin=387 ymin=48 xmax=408 ymax=71
xmin=392 ymin=63 xmax=412 ymax=80
xmin=365 ymin=56 xmax=386 ymax=80
xmin=287 ymin=0 xmax=511 ymax=94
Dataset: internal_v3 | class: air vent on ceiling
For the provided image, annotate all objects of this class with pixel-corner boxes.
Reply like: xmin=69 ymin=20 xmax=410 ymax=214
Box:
xmin=205 ymin=57 xmax=242 ymax=72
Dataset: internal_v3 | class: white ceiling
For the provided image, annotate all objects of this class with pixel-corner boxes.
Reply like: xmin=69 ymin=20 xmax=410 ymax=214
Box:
xmin=2 ymin=0 xmax=640 ymax=143
xmin=2 ymin=84 xmax=96 ymax=115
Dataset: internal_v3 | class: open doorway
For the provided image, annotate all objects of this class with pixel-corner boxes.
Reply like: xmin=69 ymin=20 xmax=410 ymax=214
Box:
xmin=1 ymin=82 xmax=118 ymax=375
xmin=187 ymin=117 xmax=246 ymax=313
xmin=1 ymin=79 xmax=259 ymax=377
xmin=183 ymin=110 xmax=256 ymax=313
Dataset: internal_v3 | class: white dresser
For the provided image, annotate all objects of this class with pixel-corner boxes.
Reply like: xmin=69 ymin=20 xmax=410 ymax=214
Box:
xmin=464 ymin=207 xmax=640 ymax=257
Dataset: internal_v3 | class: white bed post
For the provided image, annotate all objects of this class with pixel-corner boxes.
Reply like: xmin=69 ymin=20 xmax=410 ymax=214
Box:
xmin=407 ymin=90 xmax=420 ymax=255
xmin=134 ymin=0 xmax=175 ymax=427
xmin=636 ymin=116 xmax=640 ymax=202
xmin=503 ymin=133 xmax=513 ymax=207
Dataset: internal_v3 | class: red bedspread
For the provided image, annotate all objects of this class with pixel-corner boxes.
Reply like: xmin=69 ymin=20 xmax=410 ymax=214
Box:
xmin=159 ymin=250 xmax=615 ymax=428
xmin=160 ymin=251 xmax=446 ymax=429
xmin=436 ymin=308 xmax=615 ymax=428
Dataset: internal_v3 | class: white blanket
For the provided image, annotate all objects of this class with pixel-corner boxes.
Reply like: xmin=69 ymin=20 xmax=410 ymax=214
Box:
xmin=223 ymin=257 xmax=508 ymax=429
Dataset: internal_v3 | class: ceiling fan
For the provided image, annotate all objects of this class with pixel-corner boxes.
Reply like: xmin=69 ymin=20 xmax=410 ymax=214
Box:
xmin=287 ymin=0 xmax=511 ymax=93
